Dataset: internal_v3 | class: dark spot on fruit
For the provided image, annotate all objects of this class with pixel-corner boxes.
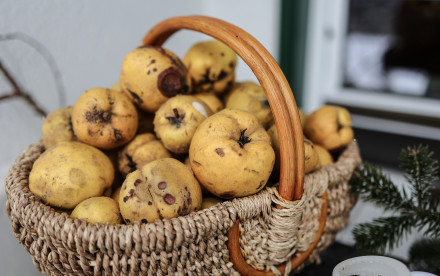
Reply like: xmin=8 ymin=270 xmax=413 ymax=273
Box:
xmin=158 ymin=67 xmax=186 ymax=97
xmin=337 ymin=123 xmax=343 ymax=131
xmin=102 ymin=111 xmax=112 ymax=123
xmin=157 ymin=209 xmax=163 ymax=219
xmin=141 ymin=219 xmax=147 ymax=223
xmin=127 ymin=89 xmax=144 ymax=104
xmin=239 ymin=153 xmax=242 ymax=157
xmin=129 ymin=189 xmax=135 ymax=196
xmin=262 ymin=99 xmax=270 ymax=107
xmin=134 ymin=179 xmax=142 ymax=187
xmin=199 ymin=69 xmax=214 ymax=86
xmin=229 ymin=62 xmax=234 ymax=68
xmin=148 ymin=201 xmax=152 ymax=205
xmin=217 ymin=70 xmax=227 ymax=81
xmin=166 ymin=108 xmax=185 ymax=128
xmin=192 ymin=160 xmax=202 ymax=167
xmin=163 ymin=194 xmax=176 ymax=205
xmin=226 ymin=81 xmax=234 ymax=90
xmin=125 ymin=153 xmax=137 ymax=172
xmin=158 ymin=181 xmax=167 ymax=190
xmin=123 ymin=196 xmax=129 ymax=202
xmin=215 ymin=148 xmax=225 ymax=157
xmin=219 ymin=191 xmax=235 ymax=199
xmin=85 ymin=105 xmax=106 ymax=123
xmin=256 ymin=180 xmax=265 ymax=190
xmin=124 ymin=218 xmax=131 ymax=223
xmin=147 ymin=59 xmax=156 ymax=67
xmin=220 ymin=52 xmax=225 ymax=56
xmin=209 ymin=123 xmax=212 ymax=128
xmin=153 ymin=68 xmax=157 ymax=72
xmin=187 ymin=195 xmax=192 ymax=206
xmin=147 ymin=70 xmax=151 ymax=75
xmin=113 ymin=128 xmax=124 ymax=143
xmin=209 ymin=52 xmax=213 ymax=56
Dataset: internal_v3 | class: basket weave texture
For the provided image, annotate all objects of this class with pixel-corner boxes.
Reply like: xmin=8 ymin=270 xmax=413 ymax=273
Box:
xmin=5 ymin=140 xmax=361 ymax=275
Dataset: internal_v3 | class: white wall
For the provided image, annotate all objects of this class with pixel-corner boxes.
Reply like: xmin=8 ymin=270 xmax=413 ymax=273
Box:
xmin=0 ymin=1 xmax=280 ymax=275
xmin=0 ymin=0 xmax=280 ymax=196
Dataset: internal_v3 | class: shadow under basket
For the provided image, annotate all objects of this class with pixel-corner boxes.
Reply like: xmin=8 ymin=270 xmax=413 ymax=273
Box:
xmin=4 ymin=16 xmax=362 ymax=276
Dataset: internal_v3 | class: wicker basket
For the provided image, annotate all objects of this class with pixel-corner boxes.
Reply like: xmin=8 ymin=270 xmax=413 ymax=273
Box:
xmin=5 ymin=16 xmax=362 ymax=275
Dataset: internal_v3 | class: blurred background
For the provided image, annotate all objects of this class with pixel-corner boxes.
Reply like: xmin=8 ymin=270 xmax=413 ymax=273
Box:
xmin=1 ymin=0 xmax=439 ymax=275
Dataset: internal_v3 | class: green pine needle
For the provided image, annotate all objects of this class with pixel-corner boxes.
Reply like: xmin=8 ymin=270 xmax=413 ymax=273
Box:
xmin=349 ymin=162 xmax=412 ymax=211
xmin=352 ymin=215 xmax=415 ymax=255
xmin=400 ymin=145 xmax=439 ymax=205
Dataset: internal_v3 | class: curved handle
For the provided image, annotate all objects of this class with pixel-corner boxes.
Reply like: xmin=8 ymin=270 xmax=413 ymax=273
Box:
xmin=140 ymin=16 xmax=319 ymax=274
xmin=141 ymin=15 xmax=305 ymax=201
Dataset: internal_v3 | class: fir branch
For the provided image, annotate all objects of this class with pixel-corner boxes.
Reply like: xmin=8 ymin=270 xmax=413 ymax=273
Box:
xmin=409 ymin=238 xmax=440 ymax=275
xmin=352 ymin=215 xmax=415 ymax=255
xmin=349 ymin=162 xmax=412 ymax=211
xmin=350 ymin=144 xmax=440 ymax=256
xmin=400 ymin=145 xmax=439 ymax=206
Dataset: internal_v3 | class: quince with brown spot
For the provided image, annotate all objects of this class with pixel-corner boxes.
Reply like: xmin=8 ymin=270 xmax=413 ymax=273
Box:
xmin=225 ymin=81 xmax=273 ymax=129
xmin=117 ymin=133 xmax=172 ymax=176
xmin=189 ymin=109 xmax=275 ymax=199
xmin=72 ymin=87 xmax=138 ymax=150
xmin=304 ymin=105 xmax=354 ymax=151
xmin=183 ymin=40 xmax=237 ymax=94
xmin=154 ymin=95 xmax=213 ymax=154
xmin=119 ymin=158 xmax=202 ymax=224
xmin=120 ymin=46 xmax=192 ymax=113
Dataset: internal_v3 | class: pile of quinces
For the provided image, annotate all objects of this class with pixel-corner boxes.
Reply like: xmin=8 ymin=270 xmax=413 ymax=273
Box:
xmin=29 ymin=40 xmax=354 ymax=225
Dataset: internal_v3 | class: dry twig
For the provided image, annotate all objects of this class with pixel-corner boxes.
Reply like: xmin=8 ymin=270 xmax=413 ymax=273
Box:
xmin=0 ymin=32 xmax=67 ymax=116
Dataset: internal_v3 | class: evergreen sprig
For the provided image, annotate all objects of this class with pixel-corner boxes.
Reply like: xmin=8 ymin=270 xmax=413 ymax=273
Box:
xmin=349 ymin=144 xmax=440 ymax=255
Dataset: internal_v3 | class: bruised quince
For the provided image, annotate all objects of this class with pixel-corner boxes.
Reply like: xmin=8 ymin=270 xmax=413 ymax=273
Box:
xmin=154 ymin=95 xmax=213 ymax=154
xmin=189 ymin=109 xmax=275 ymax=199
xmin=72 ymin=87 xmax=138 ymax=149
xmin=183 ymin=40 xmax=237 ymax=94
xmin=119 ymin=158 xmax=202 ymax=224
xmin=225 ymin=81 xmax=273 ymax=129
xmin=120 ymin=46 xmax=192 ymax=113
xmin=118 ymin=133 xmax=172 ymax=175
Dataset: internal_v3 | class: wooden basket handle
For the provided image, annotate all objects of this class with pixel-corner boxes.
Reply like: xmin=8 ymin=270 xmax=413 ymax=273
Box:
xmin=141 ymin=15 xmax=304 ymax=201
xmin=141 ymin=16 xmax=325 ymax=275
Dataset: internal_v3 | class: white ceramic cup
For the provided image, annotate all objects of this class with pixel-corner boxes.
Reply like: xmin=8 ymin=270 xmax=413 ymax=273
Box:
xmin=333 ymin=255 xmax=411 ymax=276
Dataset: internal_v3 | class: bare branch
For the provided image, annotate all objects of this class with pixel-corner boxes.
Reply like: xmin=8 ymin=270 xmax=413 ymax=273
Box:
xmin=0 ymin=59 xmax=47 ymax=116
xmin=0 ymin=32 xmax=66 ymax=107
